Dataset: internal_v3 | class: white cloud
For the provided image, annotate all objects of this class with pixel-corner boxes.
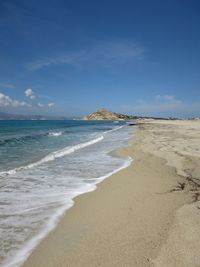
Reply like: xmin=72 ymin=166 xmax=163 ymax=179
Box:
xmin=37 ymin=102 xmax=44 ymax=108
xmin=25 ymin=88 xmax=34 ymax=97
xmin=163 ymin=95 xmax=182 ymax=104
xmin=0 ymin=91 xmax=48 ymax=109
xmin=48 ymin=102 xmax=55 ymax=107
xmin=0 ymin=92 xmax=12 ymax=106
xmin=163 ymin=95 xmax=174 ymax=101
xmin=25 ymin=88 xmax=37 ymax=101
xmin=27 ymin=40 xmax=144 ymax=71
xmin=0 ymin=92 xmax=31 ymax=108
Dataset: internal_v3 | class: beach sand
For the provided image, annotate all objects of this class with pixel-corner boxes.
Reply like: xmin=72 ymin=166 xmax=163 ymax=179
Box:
xmin=22 ymin=119 xmax=200 ymax=267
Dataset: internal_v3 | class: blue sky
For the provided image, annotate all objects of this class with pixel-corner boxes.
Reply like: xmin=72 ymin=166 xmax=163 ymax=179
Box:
xmin=0 ymin=0 xmax=199 ymax=117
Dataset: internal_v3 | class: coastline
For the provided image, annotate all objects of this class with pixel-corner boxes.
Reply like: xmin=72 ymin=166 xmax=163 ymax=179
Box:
xmin=22 ymin=120 xmax=200 ymax=267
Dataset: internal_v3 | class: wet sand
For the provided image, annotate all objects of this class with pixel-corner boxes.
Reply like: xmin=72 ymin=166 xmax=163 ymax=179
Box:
xmin=23 ymin=119 xmax=200 ymax=267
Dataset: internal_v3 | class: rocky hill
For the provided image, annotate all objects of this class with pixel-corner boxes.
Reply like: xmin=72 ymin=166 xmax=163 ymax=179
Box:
xmin=82 ymin=108 xmax=137 ymax=120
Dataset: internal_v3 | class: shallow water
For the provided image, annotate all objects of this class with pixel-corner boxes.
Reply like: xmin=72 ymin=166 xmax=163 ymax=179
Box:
xmin=0 ymin=120 xmax=134 ymax=267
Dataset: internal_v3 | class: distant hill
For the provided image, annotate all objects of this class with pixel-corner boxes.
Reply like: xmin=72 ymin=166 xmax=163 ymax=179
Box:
xmin=82 ymin=108 xmax=137 ymax=120
xmin=0 ymin=112 xmax=78 ymax=120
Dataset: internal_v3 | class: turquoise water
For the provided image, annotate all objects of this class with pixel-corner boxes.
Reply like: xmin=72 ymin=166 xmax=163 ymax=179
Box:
xmin=0 ymin=120 xmax=119 ymax=172
xmin=0 ymin=120 xmax=133 ymax=267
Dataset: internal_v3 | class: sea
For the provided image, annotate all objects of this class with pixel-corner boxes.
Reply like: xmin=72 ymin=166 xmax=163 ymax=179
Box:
xmin=0 ymin=120 xmax=134 ymax=267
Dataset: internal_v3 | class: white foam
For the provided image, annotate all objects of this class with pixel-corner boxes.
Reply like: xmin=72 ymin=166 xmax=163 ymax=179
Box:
xmin=0 ymin=124 xmax=134 ymax=267
xmin=0 ymin=135 xmax=104 ymax=177
xmin=104 ymin=125 xmax=124 ymax=134
xmin=2 ymin=156 xmax=132 ymax=267
xmin=48 ymin=131 xmax=63 ymax=136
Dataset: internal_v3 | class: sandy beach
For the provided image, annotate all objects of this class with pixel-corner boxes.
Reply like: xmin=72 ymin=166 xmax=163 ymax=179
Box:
xmin=22 ymin=119 xmax=200 ymax=267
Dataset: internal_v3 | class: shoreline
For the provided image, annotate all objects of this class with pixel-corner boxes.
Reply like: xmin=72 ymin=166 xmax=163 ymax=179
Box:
xmin=22 ymin=120 xmax=200 ymax=267
xmin=2 ymin=125 xmax=133 ymax=267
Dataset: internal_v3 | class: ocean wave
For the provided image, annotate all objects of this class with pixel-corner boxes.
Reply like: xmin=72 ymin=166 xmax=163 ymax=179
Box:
xmin=0 ymin=135 xmax=104 ymax=177
xmin=0 ymin=122 xmax=133 ymax=267
xmin=2 ymin=156 xmax=132 ymax=267
xmin=104 ymin=125 xmax=124 ymax=133
xmin=0 ymin=132 xmax=48 ymax=146
xmin=48 ymin=131 xmax=63 ymax=137
xmin=0 ymin=130 xmax=65 ymax=145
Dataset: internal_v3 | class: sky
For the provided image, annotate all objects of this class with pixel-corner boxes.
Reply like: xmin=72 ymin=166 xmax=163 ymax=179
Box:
xmin=0 ymin=0 xmax=199 ymax=118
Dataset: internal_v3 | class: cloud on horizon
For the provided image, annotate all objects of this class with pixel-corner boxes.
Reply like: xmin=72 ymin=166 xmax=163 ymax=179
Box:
xmin=0 ymin=91 xmax=55 ymax=110
xmin=27 ymin=40 xmax=144 ymax=71
xmin=122 ymin=95 xmax=200 ymax=118
xmin=0 ymin=92 xmax=31 ymax=108
xmin=155 ymin=94 xmax=182 ymax=105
